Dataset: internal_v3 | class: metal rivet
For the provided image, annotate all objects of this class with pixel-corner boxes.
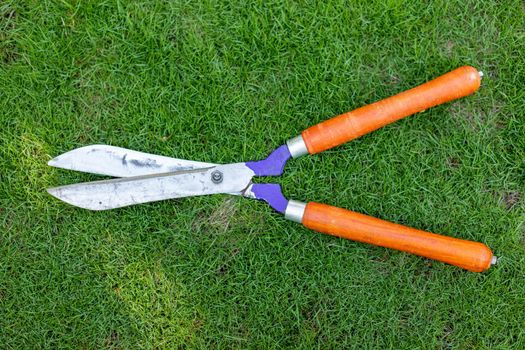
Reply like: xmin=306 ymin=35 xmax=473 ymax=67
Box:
xmin=211 ymin=170 xmax=223 ymax=184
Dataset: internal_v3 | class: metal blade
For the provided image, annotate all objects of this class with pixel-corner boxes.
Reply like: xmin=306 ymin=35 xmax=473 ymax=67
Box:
xmin=48 ymin=145 xmax=217 ymax=177
xmin=47 ymin=163 xmax=254 ymax=210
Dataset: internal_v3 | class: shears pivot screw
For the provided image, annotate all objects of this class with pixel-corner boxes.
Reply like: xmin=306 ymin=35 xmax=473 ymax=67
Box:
xmin=211 ymin=170 xmax=223 ymax=184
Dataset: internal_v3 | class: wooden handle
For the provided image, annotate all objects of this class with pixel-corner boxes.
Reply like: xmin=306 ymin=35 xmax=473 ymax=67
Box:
xmin=302 ymin=66 xmax=481 ymax=154
xmin=302 ymin=202 xmax=493 ymax=272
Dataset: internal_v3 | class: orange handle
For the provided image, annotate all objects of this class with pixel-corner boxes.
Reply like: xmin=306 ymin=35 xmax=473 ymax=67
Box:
xmin=302 ymin=66 xmax=481 ymax=154
xmin=302 ymin=202 xmax=494 ymax=272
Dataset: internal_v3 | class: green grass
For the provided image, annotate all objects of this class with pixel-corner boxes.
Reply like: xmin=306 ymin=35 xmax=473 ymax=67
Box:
xmin=1 ymin=0 xmax=524 ymax=348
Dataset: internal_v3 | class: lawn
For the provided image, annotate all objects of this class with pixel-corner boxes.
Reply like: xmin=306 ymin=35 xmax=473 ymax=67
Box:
xmin=1 ymin=0 xmax=524 ymax=348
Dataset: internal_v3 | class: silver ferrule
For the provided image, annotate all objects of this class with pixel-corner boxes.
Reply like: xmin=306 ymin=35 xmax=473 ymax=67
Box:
xmin=284 ymin=200 xmax=306 ymax=223
xmin=491 ymin=256 xmax=498 ymax=265
xmin=286 ymin=135 xmax=308 ymax=158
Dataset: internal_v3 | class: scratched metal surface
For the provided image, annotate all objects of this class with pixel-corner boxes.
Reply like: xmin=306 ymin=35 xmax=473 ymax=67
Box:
xmin=47 ymin=163 xmax=255 ymax=210
xmin=48 ymin=145 xmax=218 ymax=177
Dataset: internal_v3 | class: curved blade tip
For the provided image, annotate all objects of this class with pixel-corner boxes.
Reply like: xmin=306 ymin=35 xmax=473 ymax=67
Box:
xmin=47 ymin=186 xmax=106 ymax=211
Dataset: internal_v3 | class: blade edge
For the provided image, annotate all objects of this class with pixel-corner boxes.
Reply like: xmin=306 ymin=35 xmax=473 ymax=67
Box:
xmin=48 ymin=145 xmax=218 ymax=177
xmin=47 ymin=163 xmax=254 ymax=210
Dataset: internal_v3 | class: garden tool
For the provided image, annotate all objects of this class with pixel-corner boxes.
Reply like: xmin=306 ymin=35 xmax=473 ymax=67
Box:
xmin=47 ymin=66 xmax=496 ymax=272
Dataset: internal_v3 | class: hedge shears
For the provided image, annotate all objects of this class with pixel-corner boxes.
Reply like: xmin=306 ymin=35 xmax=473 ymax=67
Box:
xmin=48 ymin=66 xmax=496 ymax=272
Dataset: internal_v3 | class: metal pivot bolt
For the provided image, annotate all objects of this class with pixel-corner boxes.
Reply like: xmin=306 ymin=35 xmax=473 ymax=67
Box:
xmin=211 ymin=170 xmax=223 ymax=184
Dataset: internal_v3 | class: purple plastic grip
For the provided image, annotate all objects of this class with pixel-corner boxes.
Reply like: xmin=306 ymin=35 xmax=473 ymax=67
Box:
xmin=245 ymin=145 xmax=292 ymax=213
xmin=245 ymin=145 xmax=291 ymax=176
xmin=250 ymin=183 xmax=288 ymax=213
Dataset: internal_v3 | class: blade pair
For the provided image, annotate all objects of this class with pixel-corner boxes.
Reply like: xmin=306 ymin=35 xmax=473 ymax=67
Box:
xmin=47 ymin=145 xmax=255 ymax=210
